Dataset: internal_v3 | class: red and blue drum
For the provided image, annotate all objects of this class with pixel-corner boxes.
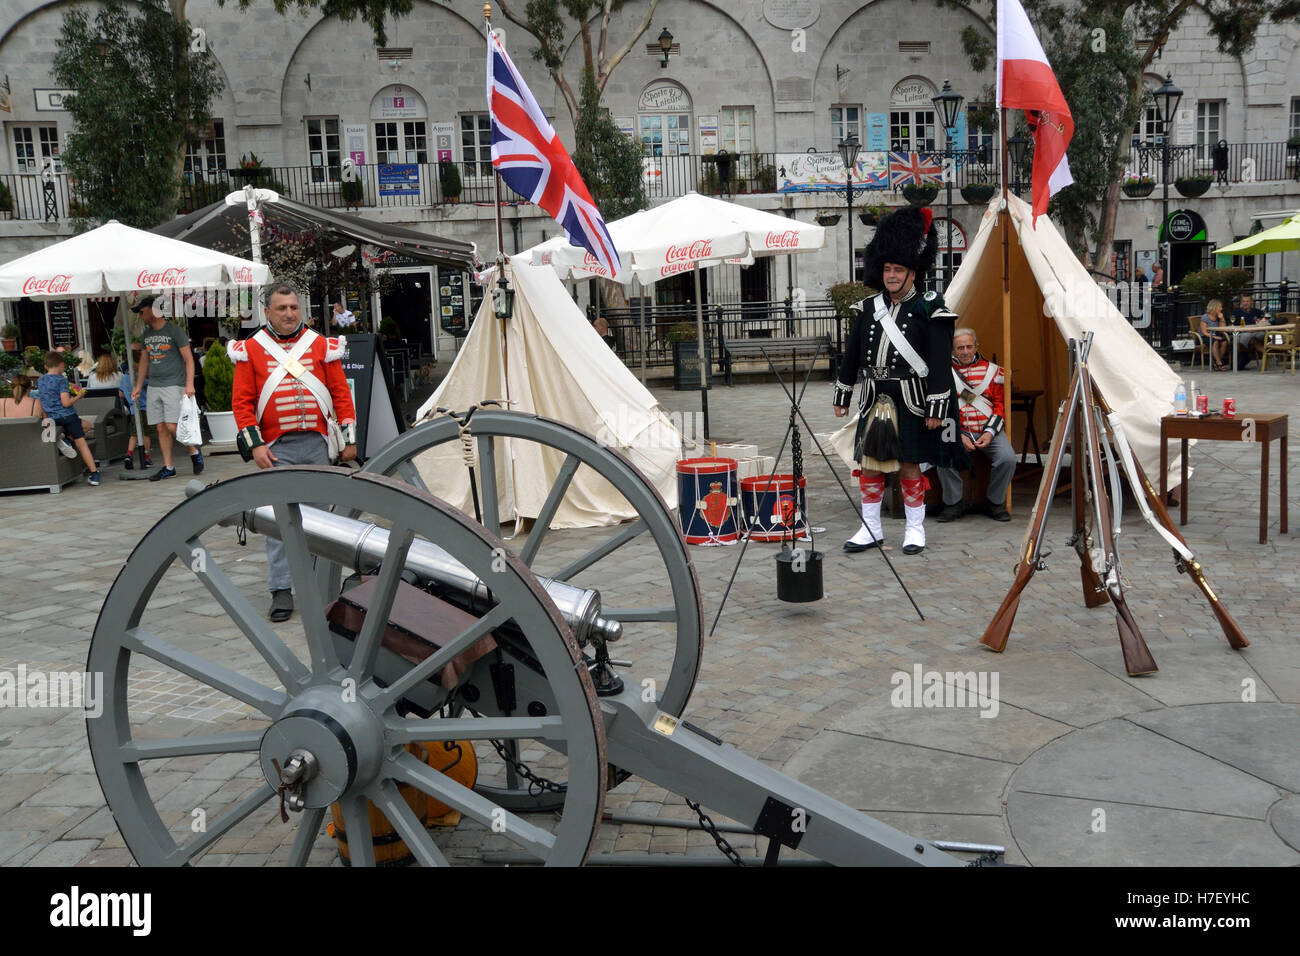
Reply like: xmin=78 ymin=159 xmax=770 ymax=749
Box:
xmin=741 ymin=474 xmax=809 ymax=542
xmin=676 ymin=457 xmax=741 ymax=545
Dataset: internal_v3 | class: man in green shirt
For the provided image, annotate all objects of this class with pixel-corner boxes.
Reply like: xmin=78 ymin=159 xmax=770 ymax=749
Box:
xmin=129 ymin=293 xmax=203 ymax=480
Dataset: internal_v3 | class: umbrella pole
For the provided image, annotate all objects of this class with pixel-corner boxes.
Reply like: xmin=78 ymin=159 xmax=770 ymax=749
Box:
xmin=119 ymin=297 xmax=152 ymax=480
xmin=693 ymin=261 xmax=709 ymax=439
xmin=637 ymin=276 xmax=646 ymax=385
xmin=245 ymin=185 xmax=264 ymax=333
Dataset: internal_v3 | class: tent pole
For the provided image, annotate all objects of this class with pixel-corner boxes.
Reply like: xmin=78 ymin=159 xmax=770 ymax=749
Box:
xmin=693 ymin=261 xmax=709 ymax=439
xmin=1000 ymin=108 xmax=1014 ymax=510
xmin=637 ymin=276 xmax=646 ymax=385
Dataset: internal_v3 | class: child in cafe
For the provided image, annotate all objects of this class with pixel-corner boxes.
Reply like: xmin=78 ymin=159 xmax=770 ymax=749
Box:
xmin=37 ymin=351 xmax=100 ymax=486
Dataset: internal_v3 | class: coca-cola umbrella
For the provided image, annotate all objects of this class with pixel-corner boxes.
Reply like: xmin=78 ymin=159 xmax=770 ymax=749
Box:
xmin=0 ymin=220 xmax=270 ymax=473
xmin=528 ymin=193 xmax=826 ymax=434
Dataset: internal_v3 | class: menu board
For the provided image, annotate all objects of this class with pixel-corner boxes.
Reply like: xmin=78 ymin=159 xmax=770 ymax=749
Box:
xmin=437 ymin=267 xmax=468 ymax=336
xmin=48 ymin=299 xmax=77 ymax=349
xmin=336 ymin=333 xmax=405 ymax=460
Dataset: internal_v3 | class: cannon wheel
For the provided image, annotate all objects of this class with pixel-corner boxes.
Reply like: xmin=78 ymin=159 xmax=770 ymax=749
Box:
xmin=87 ymin=468 xmax=606 ymax=866
xmin=363 ymin=410 xmax=704 ymax=717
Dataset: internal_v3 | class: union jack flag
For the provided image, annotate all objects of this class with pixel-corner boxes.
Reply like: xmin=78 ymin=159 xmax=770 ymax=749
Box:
xmin=487 ymin=31 xmax=621 ymax=276
xmin=888 ymin=151 xmax=943 ymax=188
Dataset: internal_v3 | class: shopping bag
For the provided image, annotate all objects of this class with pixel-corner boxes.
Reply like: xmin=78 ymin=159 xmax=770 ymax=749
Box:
xmin=177 ymin=394 xmax=203 ymax=447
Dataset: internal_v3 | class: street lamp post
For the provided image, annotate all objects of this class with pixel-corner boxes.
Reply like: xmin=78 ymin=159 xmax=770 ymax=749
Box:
xmin=1153 ymin=72 xmax=1183 ymax=351
xmin=836 ymin=132 xmax=861 ymax=368
xmin=1007 ymin=131 xmax=1031 ymax=198
xmin=932 ymin=79 xmax=964 ymax=291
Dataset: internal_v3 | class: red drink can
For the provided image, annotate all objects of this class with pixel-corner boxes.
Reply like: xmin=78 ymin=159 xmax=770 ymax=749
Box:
xmin=1224 ymin=397 xmax=1236 ymax=418
xmin=1196 ymin=394 xmax=1208 ymax=415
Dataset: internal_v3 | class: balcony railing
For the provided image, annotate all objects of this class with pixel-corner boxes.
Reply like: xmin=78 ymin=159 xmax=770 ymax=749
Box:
xmin=1128 ymin=141 xmax=1298 ymax=185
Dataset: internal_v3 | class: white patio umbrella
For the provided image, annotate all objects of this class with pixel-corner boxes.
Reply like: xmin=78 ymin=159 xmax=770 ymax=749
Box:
xmin=0 ymin=220 xmax=270 ymax=474
xmin=527 ymin=193 xmax=826 ymax=433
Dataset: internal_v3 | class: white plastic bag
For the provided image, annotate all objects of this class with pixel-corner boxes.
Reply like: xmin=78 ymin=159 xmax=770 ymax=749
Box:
xmin=177 ymin=394 xmax=203 ymax=447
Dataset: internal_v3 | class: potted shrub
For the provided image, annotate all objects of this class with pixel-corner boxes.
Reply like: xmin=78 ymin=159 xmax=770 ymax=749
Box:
xmin=666 ymin=322 xmax=712 ymax=390
xmin=0 ymin=181 xmax=13 ymax=220
xmin=858 ymin=202 xmax=890 ymax=226
xmin=1174 ymin=174 xmax=1213 ymax=198
xmin=1177 ymin=267 xmax=1253 ymax=303
xmin=961 ymin=180 xmax=997 ymax=204
xmin=752 ymin=157 xmax=777 ymax=193
xmin=697 ymin=163 xmax=722 ymax=196
xmin=340 ymin=175 xmax=364 ymax=209
xmin=202 ymin=341 xmax=237 ymax=444
xmin=1122 ymin=175 xmax=1155 ymax=198
xmin=1 ymin=322 xmax=17 ymax=351
xmin=233 ymin=151 xmax=269 ymax=180
xmin=439 ymin=161 xmax=462 ymax=203
xmin=815 ymin=209 xmax=842 ymax=226
xmin=901 ymin=183 xmax=939 ymax=206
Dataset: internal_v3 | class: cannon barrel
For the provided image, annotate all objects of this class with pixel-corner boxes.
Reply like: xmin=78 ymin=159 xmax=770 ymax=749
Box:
xmin=186 ymin=481 xmax=622 ymax=647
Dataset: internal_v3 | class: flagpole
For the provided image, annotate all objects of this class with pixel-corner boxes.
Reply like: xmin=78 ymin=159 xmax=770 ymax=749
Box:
xmin=485 ymin=4 xmax=506 ymax=268
xmin=999 ymin=106 xmax=1013 ymax=511
xmin=485 ymin=3 xmax=510 ymax=507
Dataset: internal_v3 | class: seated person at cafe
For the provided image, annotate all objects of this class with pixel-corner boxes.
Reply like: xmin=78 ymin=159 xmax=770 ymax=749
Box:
xmin=1233 ymin=293 xmax=1269 ymax=363
xmin=0 ymin=375 xmax=41 ymax=417
xmin=1198 ymin=298 xmax=1230 ymax=371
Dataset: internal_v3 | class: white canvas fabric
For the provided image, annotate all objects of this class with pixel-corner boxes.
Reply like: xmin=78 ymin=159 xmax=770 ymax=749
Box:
xmin=825 ymin=194 xmax=1182 ymax=487
xmin=413 ymin=256 xmax=685 ymax=529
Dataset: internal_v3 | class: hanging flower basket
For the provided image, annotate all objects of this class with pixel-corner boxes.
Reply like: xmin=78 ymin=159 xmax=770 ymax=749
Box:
xmin=1122 ymin=179 xmax=1155 ymax=198
xmin=815 ymin=213 xmax=841 ymax=226
xmin=1174 ymin=177 xmax=1212 ymax=198
xmin=961 ymin=183 xmax=996 ymax=204
xmin=858 ymin=212 xmax=877 ymax=226
xmin=901 ymin=184 xmax=939 ymax=206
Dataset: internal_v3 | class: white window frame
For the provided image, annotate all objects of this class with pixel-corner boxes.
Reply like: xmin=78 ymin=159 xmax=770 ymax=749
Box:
xmin=1196 ymin=100 xmax=1223 ymax=164
xmin=1290 ymin=98 xmax=1300 ymax=142
xmin=185 ymin=119 xmax=227 ymax=183
xmin=460 ymin=112 xmax=492 ymax=180
xmin=831 ymin=105 xmax=861 ymax=148
xmin=12 ymin=124 xmax=62 ymax=175
xmin=306 ymin=116 xmax=342 ymax=184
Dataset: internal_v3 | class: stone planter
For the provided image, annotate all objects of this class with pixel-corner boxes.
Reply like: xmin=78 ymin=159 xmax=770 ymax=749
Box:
xmin=815 ymin=214 xmax=841 ymax=226
xmin=902 ymin=185 xmax=938 ymax=206
xmin=1174 ymin=178 xmax=1211 ymax=198
xmin=858 ymin=212 xmax=879 ymax=226
xmin=961 ymin=183 xmax=996 ymax=204
xmin=1123 ymin=182 xmax=1155 ymax=198
xmin=205 ymin=410 xmax=237 ymax=444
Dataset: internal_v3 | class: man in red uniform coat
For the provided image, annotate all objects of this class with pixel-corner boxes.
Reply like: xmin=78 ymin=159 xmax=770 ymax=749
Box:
xmin=231 ymin=281 xmax=358 ymax=620
xmin=935 ymin=328 xmax=1015 ymax=522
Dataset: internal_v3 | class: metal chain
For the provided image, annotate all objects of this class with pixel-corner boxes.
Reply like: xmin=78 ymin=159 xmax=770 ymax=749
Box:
xmin=966 ymin=851 xmax=1003 ymax=867
xmin=790 ymin=405 xmax=803 ymax=485
xmin=488 ymin=737 xmax=568 ymax=797
xmin=685 ymin=797 xmax=746 ymax=866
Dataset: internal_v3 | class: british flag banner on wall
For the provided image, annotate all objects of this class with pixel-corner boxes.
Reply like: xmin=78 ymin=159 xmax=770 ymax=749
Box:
xmin=887 ymin=151 xmax=943 ymax=189
xmin=486 ymin=30 xmax=621 ymax=276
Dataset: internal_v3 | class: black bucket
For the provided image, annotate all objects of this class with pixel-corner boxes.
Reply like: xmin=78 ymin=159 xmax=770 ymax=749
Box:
xmin=775 ymin=546 xmax=824 ymax=603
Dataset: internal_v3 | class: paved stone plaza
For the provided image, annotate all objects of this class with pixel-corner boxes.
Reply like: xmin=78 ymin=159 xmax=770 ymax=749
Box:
xmin=1 ymin=359 xmax=1298 ymax=867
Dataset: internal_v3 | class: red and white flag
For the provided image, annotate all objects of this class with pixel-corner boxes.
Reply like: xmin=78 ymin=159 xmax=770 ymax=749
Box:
xmin=997 ymin=0 xmax=1073 ymax=224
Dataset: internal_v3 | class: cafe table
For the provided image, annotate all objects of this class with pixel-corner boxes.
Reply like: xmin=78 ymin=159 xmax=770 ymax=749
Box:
xmin=1205 ymin=323 xmax=1294 ymax=371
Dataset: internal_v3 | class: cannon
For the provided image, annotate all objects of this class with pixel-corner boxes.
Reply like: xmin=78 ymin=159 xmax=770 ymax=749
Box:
xmin=88 ymin=411 xmax=987 ymax=866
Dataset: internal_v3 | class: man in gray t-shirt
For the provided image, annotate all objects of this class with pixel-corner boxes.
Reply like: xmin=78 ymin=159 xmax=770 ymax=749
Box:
xmin=130 ymin=293 xmax=202 ymax=480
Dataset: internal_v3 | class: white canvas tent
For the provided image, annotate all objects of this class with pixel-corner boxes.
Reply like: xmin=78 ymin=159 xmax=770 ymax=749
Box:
xmin=411 ymin=254 xmax=686 ymax=528
xmin=828 ymin=194 xmax=1180 ymax=483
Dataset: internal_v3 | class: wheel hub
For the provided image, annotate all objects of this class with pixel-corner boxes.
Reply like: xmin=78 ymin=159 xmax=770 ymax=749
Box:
xmin=258 ymin=686 xmax=385 ymax=809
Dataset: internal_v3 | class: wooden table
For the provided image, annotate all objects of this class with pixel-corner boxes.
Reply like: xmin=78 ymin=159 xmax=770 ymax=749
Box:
xmin=1205 ymin=324 xmax=1293 ymax=371
xmin=1010 ymin=388 xmax=1044 ymax=465
xmin=1160 ymin=412 xmax=1288 ymax=543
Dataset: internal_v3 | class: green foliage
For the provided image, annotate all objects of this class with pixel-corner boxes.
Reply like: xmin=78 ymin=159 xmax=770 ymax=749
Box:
xmin=0 ymin=181 xmax=13 ymax=214
xmin=827 ymin=281 xmax=874 ymax=317
xmin=202 ymin=340 xmax=234 ymax=412
xmin=1178 ymin=268 xmax=1253 ymax=301
xmin=53 ymin=0 xmax=223 ymax=228
xmin=1 ymin=322 xmax=17 ymax=338
xmin=340 ymin=177 xmax=364 ymax=205
xmin=228 ymin=0 xmax=415 ymax=46
xmin=572 ymin=69 xmax=645 ymax=220
xmin=438 ymin=160 xmax=462 ymax=200
xmin=665 ymin=322 xmax=697 ymax=343
xmin=0 ymin=352 xmax=21 ymax=374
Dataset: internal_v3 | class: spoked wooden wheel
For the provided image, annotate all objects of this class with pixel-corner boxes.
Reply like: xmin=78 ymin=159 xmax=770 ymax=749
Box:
xmin=87 ymin=468 xmax=605 ymax=866
xmin=363 ymin=410 xmax=704 ymax=717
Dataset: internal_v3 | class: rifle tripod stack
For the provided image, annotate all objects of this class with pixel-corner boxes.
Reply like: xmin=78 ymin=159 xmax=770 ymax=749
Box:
xmin=980 ymin=333 xmax=1249 ymax=676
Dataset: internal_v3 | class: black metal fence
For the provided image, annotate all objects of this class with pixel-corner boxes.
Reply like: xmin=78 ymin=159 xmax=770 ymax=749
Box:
xmin=1094 ymin=280 xmax=1300 ymax=354
xmin=1129 ymin=142 xmax=1297 ymax=184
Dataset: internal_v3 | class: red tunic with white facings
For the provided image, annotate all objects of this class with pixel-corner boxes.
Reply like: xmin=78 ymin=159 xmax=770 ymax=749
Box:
xmin=953 ymin=355 xmax=1006 ymax=435
xmin=229 ymin=330 xmax=356 ymax=445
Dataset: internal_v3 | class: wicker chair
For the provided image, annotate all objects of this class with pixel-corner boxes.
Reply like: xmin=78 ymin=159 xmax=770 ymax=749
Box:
xmin=1260 ymin=327 xmax=1300 ymax=374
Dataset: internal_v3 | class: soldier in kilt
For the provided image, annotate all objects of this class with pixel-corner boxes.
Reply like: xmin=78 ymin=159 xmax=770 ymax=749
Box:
xmin=833 ymin=206 xmax=956 ymax=555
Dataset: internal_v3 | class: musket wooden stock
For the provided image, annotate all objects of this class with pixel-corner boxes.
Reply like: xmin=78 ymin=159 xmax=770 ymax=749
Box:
xmin=1071 ymin=406 xmax=1110 ymax=609
xmin=1112 ymin=589 xmax=1159 ymax=676
xmin=1089 ymin=377 xmax=1249 ymax=651
xmin=980 ymin=557 xmax=1033 ymax=652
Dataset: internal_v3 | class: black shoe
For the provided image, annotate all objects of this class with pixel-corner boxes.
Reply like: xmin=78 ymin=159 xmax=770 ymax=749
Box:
xmin=982 ymin=501 xmax=1012 ymax=522
xmin=191 ymin=451 xmax=205 ymax=475
xmin=937 ymin=503 xmax=965 ymax=523
xmin=269 ymin=589 xmax=294 ymax=622
xmin=902 ymin=543 xmax=925 ymax=555
xmin=843 ymin=538 xmax=882 ymax=553
xmin=123 ymin=456 xmax=134 ymax=470
xmin=148 ymin=466 xmax=177 ymax=482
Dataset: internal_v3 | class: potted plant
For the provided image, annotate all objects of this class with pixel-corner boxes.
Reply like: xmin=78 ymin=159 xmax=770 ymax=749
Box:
xmin=233 ymin=151 xmax=269 ymax=180
xmin=752 ymin=157 xmax=777 ymax=193
xmin=0 ymin=181 xmax=13 ymax=220
xmin=202 ymin=341 xmax=237 ymax=444
xmin=858 ymin=202 xmax=890 ymax=226
xmin=697 ymin=163 xmax=722 ymax=196
xmin=340 ymin=175 xmax=364 ymax=209
xmin=815 ymin=209 xmax=842 ymax=226
xmin=1122 ymin=175 xmax=1155 ymax=198
xmin=1 ymin=322 xmax=17 ymax=351
xmin=1288 ymin=135 xmax=1300 ymax=152
xmin=1174 ymin=174 xmax=1213 ymax=198
xmin=439 ymin=161 xmax=462 ymax=203
xmin=666 ymin=322 xmax=712 ymax=390
xmin=961 ymin=180 xmax=997 ymax=204
xmin=901 ymin=183 xmax=939 ymax=206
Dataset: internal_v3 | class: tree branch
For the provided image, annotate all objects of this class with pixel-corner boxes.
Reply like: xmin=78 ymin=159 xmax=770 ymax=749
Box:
xmin=602 ymin=0 xmax=660 ymax=88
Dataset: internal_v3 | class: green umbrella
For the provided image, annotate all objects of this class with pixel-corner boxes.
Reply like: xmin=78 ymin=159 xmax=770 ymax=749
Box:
xmin=1215 ymin=215 xmax=1300 ymax=257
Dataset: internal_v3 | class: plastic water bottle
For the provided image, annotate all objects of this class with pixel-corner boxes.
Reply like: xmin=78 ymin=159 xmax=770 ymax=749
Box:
xmin=1174 ymin=381 xmax=1188 ymax=416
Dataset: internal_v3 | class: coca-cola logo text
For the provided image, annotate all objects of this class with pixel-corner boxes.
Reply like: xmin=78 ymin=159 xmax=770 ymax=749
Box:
xmin=232 ymin=267 xmax=253 ymax=284
xmin=664 ymin=240 xmax=713 ymax=263
xmin=137 ymin=268 xmax=187 ymax=288
xmin=765 ymin=230 xmax=800 ymax=249
xmin=22 ymin=274 xmax=71 ymax=295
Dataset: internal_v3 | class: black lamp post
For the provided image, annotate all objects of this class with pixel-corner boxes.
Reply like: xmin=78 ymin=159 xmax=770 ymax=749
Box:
xmin=657 ymin=28 xmax=673 ymax=68
xmin=931 ymin=79 xmax=964 ymax=290
xmin=1007 ymin=131 xmax=1031 ymax=198
xmin=836 ymin=131 xmax=861 ymax=372
xmin=1153 ymin=72 xmax=1183 ymax=279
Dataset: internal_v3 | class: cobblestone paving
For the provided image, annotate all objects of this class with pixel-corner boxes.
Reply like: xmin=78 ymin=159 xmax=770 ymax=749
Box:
xmin=1 ymin=358 xmax=1297 ymax=867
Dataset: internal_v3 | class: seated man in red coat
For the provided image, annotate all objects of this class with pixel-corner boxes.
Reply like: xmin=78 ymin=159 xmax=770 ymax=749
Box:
xmin=231 ymin=281 xmax=358 ymax=621
xmin=935 ymin=328 xmax=1015 ymax=522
